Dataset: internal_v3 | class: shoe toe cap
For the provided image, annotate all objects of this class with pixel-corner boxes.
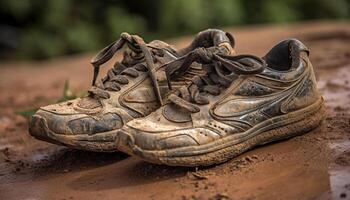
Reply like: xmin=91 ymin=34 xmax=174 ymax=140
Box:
xmin=29 ymin=113 xmax=65 ymax=145
xmin=29 ymin=107 xmax=123 ymax=137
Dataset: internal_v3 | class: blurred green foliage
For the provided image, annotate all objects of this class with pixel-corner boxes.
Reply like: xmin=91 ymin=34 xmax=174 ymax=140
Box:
xmin=0 ymin=0 xmax=349 ymax=59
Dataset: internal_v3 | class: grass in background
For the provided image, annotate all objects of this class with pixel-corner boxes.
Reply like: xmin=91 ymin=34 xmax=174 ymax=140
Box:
xmin=0 ymin=0 xmax=349 ymax=60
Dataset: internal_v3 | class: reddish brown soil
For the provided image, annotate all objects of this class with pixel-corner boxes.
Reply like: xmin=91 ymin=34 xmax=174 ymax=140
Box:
xmin=0 ymin=21 xmax=349 ymax=200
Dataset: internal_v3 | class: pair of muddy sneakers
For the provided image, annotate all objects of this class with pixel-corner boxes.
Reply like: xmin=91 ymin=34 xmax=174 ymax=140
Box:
xmin=29 ymin=29 xmax=325 ymax=167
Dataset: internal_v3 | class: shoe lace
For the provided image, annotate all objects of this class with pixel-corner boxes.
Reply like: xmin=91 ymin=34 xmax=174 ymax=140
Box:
xmin=88 ymin=33 xmax=166 ymax=104
xmin=168 ymin=48 xmax=267 ymax=113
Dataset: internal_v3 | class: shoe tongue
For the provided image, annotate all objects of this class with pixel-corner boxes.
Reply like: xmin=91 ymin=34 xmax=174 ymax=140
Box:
xmin=77 ymin=96 xmax=102 ymax=109
xmin=148 ymin=40 xmax=177 ymax=52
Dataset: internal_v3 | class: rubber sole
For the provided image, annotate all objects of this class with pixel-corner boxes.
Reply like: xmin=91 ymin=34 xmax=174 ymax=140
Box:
xmin=119 ymin=98 xmax=326 ymax=166
xmin=29 ymin=115 xmax=119 ymax=152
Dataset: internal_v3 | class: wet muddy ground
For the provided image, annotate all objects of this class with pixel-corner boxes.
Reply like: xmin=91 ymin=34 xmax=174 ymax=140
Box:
xmin=0 ymin=21 xmax=349 ymax=200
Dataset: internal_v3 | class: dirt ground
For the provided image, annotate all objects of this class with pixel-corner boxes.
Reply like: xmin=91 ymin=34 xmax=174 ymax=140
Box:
xmin=0 ymin=21 xmax=349 ymax=200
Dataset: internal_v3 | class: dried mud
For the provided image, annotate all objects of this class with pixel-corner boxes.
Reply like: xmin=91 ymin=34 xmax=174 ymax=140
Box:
xmin=0 ymin=21 xmax=349 ymax=200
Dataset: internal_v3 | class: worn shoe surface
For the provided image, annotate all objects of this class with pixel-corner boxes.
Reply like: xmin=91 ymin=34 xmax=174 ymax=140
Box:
xmin=118 ymin=39 xmax=325 ymax=166
xmin=28 ymin=29 xmax=235 ymax=152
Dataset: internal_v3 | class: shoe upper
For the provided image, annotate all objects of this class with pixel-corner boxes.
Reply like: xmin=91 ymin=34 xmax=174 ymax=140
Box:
xmin=122 ymin=39 xmax=322 ymax=151
xmin=29 ymin=29 xmax=235 ymax=136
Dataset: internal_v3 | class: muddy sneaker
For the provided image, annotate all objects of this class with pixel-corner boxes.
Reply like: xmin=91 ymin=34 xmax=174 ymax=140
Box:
xmin=28 ymin=29 xmax=235 ymax=152
xmin=117 ymin=39 xmax=326 ymax=166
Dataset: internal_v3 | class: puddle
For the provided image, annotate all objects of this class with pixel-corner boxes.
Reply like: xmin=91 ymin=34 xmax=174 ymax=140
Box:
xmin=329 ymin=139 xmax=350 ymax=199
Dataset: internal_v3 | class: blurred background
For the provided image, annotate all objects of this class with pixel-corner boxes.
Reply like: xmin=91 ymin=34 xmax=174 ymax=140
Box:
xmin=0 ymin=2 xmax=349 ymax=199
xmin=0 ymin=0 xmax=349 ymax=60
